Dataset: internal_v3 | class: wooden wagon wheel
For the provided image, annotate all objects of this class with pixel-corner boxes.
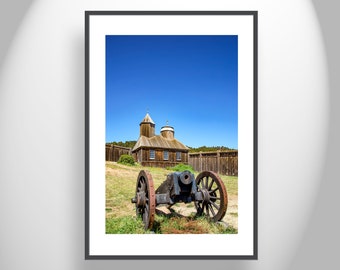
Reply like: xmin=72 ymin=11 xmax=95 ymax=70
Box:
xmin=194 ymin=171 xmax=228 ymax=222
xmin=134 ymin=170 xmax=156 ymax=230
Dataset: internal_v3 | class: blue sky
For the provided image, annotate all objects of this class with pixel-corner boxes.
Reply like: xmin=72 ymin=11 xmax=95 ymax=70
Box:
xmin=106 ymin=35 xmax=238 ymax=149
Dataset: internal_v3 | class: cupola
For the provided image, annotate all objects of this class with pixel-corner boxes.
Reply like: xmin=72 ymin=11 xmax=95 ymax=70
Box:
xmin=160 ymin=124 xmax=174 ymax=140
xmin=139 ymin=113 xmax=155 ymax=138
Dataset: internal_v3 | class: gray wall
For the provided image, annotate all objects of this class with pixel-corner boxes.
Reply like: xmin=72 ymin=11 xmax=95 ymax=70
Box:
xmin=0 ymin=1 xmax=339 ymax=270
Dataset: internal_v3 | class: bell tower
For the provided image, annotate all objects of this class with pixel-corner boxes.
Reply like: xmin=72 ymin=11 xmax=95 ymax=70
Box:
xmin=139 ymin=113 xmax=155 ymax=138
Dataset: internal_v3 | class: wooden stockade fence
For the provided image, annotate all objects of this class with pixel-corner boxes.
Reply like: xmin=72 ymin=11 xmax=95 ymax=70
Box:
xmin=188 ymin=150 xmax=238 ymax=176
xmin=106 ymin=144 xmax=131 ymax=162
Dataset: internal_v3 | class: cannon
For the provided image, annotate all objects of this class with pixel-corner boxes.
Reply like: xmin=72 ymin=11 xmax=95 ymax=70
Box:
xmin=131 ymin=170 xmax=228 ymax=230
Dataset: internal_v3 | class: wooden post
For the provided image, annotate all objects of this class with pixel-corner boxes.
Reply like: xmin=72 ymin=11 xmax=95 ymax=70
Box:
xmin=199 ymin=151 xmax=202 ymax=172
xmin=217 ymin=150 xmax=221 ymax=175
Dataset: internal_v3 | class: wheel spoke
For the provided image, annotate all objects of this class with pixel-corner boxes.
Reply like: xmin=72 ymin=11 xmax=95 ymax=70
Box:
xmin=143 ymin=212 xmax=148 ymax=223
xmin=205 ymin=203 xmax=209 ymax=216
xmin=209 ymin=196 xmax=220 ymax=200
xmin=201 ymin=202 xmax=206 ymax=214
xmin=208 ymin=178 xmax=214 ymax=190
xmin=200 ymin=180 xmax=205 ymax=189
xmin=205 ymin=176 xmax=209 ymax=188
xmin=211 ymin=199 xmax=220 ymax=209
xmin=208 ymin=203 xmax=216 ymax=217
xmin=210 ymin=187 xmax=219 ymax=194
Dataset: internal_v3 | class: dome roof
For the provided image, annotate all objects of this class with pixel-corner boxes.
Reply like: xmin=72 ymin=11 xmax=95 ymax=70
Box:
xmin=160 ymin=125 xmax=174 ymax=132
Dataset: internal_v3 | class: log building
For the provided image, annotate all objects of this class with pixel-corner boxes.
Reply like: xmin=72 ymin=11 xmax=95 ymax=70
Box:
xmin=132 ymin=113 xmax=189 ymax=168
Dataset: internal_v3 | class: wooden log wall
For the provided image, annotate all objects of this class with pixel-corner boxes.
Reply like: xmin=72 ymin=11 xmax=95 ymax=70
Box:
xmin=105 ymin=144 xmax=131 ymax=162
xmin=132 ymin=148 xmax=188 ymax=168
xmin=188 ymin=150 xmax=238 ymax=176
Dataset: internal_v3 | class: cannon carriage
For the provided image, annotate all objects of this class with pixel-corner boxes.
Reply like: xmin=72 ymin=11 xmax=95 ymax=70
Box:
xmin=131 ymin=170 xmax=228 ymax=230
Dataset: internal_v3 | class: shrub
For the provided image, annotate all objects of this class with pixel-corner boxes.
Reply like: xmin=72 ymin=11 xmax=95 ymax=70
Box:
xmin=117 ymin=154 xmax=135 ymax=166
xmin=167 ymin=163 xmax=195 ymax=173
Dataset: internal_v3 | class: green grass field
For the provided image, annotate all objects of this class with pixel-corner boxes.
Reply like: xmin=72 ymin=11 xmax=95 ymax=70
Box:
xmin=105 ymin=162 xmax=238 ymax=234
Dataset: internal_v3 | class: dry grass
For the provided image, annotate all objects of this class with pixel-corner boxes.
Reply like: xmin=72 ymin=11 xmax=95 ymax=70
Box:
xmin=105 ymin=161 xmax=238 ymax=233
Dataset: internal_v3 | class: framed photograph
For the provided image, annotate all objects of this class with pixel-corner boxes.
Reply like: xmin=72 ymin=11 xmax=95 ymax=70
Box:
xmin=85 ymin=11 xmax=257 ymax=259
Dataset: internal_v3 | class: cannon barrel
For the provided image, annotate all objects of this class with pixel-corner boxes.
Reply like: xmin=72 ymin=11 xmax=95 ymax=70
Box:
xmin=177 ymin=171 xmax=193 ymax=185
xmin=155 ymin=170 xmax=196 ymax=204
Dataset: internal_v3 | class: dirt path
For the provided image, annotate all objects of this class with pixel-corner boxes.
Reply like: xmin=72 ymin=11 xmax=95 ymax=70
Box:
xmin=160 ymin=195 xmax=238 ymax=229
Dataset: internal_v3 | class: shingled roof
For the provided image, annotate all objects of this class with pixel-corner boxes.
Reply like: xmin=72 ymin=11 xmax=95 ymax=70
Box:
xmin=132 ymin=135 xmax=189 ymax=152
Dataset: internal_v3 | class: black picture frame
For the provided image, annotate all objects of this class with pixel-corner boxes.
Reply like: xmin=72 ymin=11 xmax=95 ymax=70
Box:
xmin=85 ymin=10 xmax=257 ymax=260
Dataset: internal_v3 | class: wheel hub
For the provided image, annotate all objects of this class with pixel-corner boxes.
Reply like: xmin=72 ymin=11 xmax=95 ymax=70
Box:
xmin=201 ymin=189 xmax=210 ymax=203
xmin=136 ymin=191 xmax=146 ymax=207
